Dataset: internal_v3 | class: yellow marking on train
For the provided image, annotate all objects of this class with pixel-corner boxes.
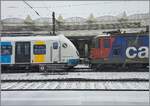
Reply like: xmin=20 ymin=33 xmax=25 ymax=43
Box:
xmin=34 ymin=55 xmax=45 ymax=63
xmin=33 ymin=41 xmax=46 ymax=62
xmin=35 ymin=41 xmax=45 ymax=45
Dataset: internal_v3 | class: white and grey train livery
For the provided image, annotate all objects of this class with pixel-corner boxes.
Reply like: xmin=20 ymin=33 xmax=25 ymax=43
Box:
xmin=1 ymin=34 xmax=79 ymax=71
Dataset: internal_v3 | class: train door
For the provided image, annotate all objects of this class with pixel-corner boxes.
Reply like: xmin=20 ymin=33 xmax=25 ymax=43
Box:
xmin=50 ymin=41 xmax=60 ymax=63
xmin=15 ymin=42 xmax=30 ymax=63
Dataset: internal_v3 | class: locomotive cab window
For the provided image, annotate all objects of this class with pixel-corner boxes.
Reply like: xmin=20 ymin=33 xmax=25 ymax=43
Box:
xmin=53 ymin=42 xmax=59 ymax=49
xmin=1 ymin=45 xmax=12 ymax=55
xmin=95 ymin=38 xmax=100 ymax=48
xmin=34 ymin=45 xmax=46 ymax=54
xmin=92 ymin=38 xmax=100 ymax=48
xmin=104 ymin=39 xmax=110 ymax=48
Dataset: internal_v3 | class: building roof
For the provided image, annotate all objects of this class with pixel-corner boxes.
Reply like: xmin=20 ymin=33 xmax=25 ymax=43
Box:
xmin=128 ymin=13 xmax=149 ymax=19
xmin=2 ymin=18 xmax=24 ymax=24
xmin=64 ymin=17 xmax=87 ymax=23
xmin=96 ymin=15 xmax=118 ymax=21
xmin=34 ymin=17 xmax=52 ymax=25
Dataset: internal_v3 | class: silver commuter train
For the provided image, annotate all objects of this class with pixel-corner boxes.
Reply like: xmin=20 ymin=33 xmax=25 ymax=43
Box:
xmin=1 ymin=34 xmax=79 ymax=72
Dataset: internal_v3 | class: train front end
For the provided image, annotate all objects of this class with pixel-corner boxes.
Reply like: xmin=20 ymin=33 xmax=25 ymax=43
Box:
xmin=59 ymin=34 xmax=80 ymax=67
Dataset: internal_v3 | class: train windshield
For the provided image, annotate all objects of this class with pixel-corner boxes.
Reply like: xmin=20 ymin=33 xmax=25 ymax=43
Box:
xmin=92 ymin=37 xmax=100 ymax=48
xmin=1 ymin=45 xmax=12 ymax=55
xmin=33 ymin=45 xmax=46 ymax=54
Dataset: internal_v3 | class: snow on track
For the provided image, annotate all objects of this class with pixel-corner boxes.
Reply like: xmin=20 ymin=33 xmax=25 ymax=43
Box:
xmin=1 ymin=72 xmax=148 ymax=81
xmin=1 ymin=81 xmax=148 ymax=90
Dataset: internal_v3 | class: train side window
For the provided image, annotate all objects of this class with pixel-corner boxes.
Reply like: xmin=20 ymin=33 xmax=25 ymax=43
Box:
xmin=53 ymin=42 xmax=58 ymax=49
xmin=16 ymin=45 xmax=21 ymax=55
xmin=104 ymin=39 xmax=110 ymax=48
xmin=24 ymin=44 xmax=30 ymax=55
xmin=33 ymin=45 xmax=46 ymax=54
xmin=1 ymin=45 xmax=12 ymax=55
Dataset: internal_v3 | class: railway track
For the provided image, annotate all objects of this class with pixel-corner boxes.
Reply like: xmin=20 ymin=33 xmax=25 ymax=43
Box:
xmin=2 ymin=71 xmax=149 ymax=91
xmin=2 ymin=81 xmax=148 ymax=91
xmin=2 ymin=72 xmax=149 ymax=81
xmin=2 ymin=66 xmax=149 ymax=73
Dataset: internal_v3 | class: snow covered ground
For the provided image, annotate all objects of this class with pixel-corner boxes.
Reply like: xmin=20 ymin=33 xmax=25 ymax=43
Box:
xmin=1 ymin=91 xmax=149 ymax=106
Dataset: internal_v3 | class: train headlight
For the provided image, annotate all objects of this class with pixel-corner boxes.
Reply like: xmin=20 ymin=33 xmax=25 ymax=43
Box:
xmin=62 ymin=43 xmax=68 ymax=48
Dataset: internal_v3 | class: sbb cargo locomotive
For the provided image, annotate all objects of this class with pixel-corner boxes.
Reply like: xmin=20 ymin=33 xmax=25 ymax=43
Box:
xmin=90 ymin=33 xmax=149 ymax=69
xmin=1 ymin=34 xmax=79 ymax=72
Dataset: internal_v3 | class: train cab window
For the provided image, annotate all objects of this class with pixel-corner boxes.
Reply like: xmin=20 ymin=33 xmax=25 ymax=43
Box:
xmin=53 ymin=42 xmax=58 ymax=49
xmin=104 ymin=39 xmax=110 ymax=48
xmin=1 ymin=45 xmax=12 ymax=55
xmin=95 ymin=39 xmax=100 ymax=48
xmin=33 ymin=45 xmax=46 ymax=54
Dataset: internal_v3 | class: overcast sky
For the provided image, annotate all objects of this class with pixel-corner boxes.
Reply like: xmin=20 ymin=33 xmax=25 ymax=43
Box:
xmin=1 ymin=1 xmax=149 ymax=19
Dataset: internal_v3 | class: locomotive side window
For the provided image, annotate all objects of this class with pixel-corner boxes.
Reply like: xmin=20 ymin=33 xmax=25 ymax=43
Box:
xmin=53 ymin=42 xmax=58 ymax=49
xmin=1 ymin=45 xmax=12 ymax=55
xmin=34 ymin=45 xmax=46 ymax=54
xmin=113 ymin=47 xmax=121 ymax=56
xmin=104 ymin=39 xmax=110 ymax=48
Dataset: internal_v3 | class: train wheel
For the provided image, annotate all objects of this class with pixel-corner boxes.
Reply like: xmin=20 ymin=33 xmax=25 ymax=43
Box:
xmin=66 ymin=66 xmax=74 ymax=71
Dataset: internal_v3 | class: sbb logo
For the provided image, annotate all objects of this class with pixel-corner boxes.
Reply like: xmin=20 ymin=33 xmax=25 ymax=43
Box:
xmin=126 ymin=46 xmax=148 ymax=58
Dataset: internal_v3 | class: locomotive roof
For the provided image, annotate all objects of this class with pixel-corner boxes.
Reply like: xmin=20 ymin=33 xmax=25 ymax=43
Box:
xmin=96 ymin=33 xmax=148 ymax=38
xmin=111 ymin=33 xmax=149 ymax=36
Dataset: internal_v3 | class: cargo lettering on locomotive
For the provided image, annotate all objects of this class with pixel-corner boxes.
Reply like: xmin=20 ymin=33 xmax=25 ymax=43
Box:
xmin=126 ymin=46 xmax=148 ymax=59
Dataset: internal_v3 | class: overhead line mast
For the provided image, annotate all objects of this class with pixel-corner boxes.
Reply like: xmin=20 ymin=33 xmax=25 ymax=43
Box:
xmin=52 ymin=12 xmax=56 ymax=35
